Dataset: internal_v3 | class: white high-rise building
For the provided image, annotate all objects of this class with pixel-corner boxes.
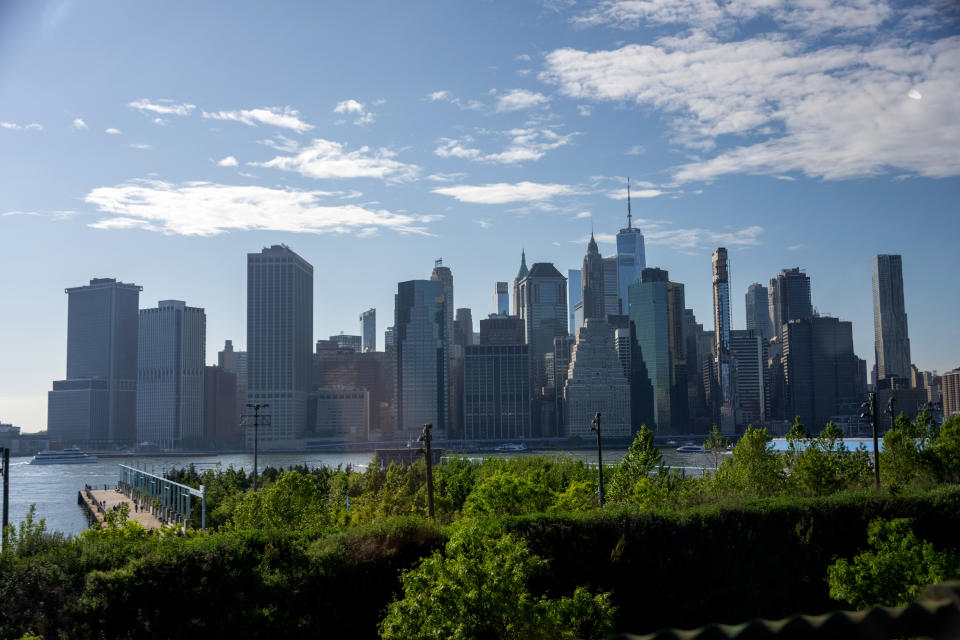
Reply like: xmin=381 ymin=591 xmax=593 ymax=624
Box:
xmin=247 ymin=245 xmax=314 ymax=445
xmin=872 ymin=254 xmax=911 ymax=382
xmin=616 ymin=179 xmax=646 ymax=316
xmin=360 ymin=308 xmax=376 ymax=352
xmin=136 ymin=300 xmax=206 ymax=448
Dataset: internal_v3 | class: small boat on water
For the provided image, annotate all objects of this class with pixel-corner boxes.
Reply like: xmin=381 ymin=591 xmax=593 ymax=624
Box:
xmin=676 ymin=444 xmax=706 ymax=453
xmin=495 ymin=443 xmax=528 ymax=452
xmin=30 ymin=447 xmax=98 ymax=465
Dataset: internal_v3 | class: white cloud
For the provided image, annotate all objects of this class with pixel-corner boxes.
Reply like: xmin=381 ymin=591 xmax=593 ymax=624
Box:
xmin=72 ymin=118 xmax=87 ymax=130
xmin=129 ymin=143 xmax=152 ymax=150
xmin=775 ymin=175 xmax=796 ymax=181
xmin=515 ymin=54 xmax=532 ymax=62
xmin=575 ymin=211 xmax=592 ymax=218
xmin=128 ymin=99 xmax=196 ymax=117
xmin=202 ymin=106 xmax=313 ymax=133
xmin=253 ymin=138 xmax=420 ymax=182
xmin=427 ymin=90 xmax=452 ymax=102
xmin=334 ymin=99 xmax=375 ymax=125
xmin=472 ymin=219 xmax=492 ymax=229
xmin=606 ymin=187 xmax=665 ymax=199
xmin=577 ymin=105 xmax=593 ymax=116
xmin=644 ymin=224 xmax=764 ymax=250
xmin=433 ymin=181 xmax=579 ymax=204
xmin=84 ymin=179 xmax=440 ymax=236
xmin=787 ymin=243 xmax=806 ymax=250
xmin=152 ymin=117 xmax=168 ymax=126
xmin=1 ymin=121 xmax=43 ymax=131
xmin=571 ymin=0 xmax=895 ymax=35
xmin=105 ymin=128 xmax=122 ymax=135
xmin=426 ymin=90 xmax=486 ymax=111
xmin=258 ymin=134 xmax=300 ymax=153
xmin=625 ymin=145 xmax=645 ymax=155
xmin=426 ymin=172 xmax=467 ymax=182
xmin=218 ymin=156 xmax=239 ymax=167
xmin=435 ymin=128 xmax=576 ymax=164
xmin=541 ymin=26 xmax=960 ymax=182
xmin=496 ymin=89 xmax=550 ymax=112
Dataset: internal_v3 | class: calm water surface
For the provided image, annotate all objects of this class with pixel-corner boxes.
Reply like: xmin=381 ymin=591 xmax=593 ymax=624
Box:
xmin=7 ymin=447 xmax=717 ymax=536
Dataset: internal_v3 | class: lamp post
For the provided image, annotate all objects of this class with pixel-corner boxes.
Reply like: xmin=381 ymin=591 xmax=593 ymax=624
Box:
xmin=886 ymin=396 xmax=897 ymax=432
xmin=417 ymin=423 xmax=435 ymax=519
xmin=245 ymin=403 xmax=269 ymax=491
xmin=861 ymin=393 xmax=880 ymax=488
xmin=591 ymin=413 xmax=605 ymax=508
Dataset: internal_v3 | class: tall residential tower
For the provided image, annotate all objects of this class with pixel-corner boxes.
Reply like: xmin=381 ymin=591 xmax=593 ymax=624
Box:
xmin=872 ymin=254 xmax=911 ymax=383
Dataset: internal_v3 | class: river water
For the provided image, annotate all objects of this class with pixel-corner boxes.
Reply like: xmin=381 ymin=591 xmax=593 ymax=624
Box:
xmin=5 ymin=446 xmax=722 ymax=536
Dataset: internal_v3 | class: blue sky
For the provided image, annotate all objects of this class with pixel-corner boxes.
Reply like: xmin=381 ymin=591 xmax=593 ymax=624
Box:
xmin=2 ymin=0 xmax=958 ymax=432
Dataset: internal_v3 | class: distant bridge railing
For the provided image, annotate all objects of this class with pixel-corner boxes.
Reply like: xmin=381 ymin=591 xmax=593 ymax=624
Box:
xmin=118 ymin=464 xmax=206 ymax=529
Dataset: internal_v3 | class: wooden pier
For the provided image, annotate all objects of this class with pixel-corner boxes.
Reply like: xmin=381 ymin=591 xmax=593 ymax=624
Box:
xmin=78 ymin=487 xmax=163 ymax=530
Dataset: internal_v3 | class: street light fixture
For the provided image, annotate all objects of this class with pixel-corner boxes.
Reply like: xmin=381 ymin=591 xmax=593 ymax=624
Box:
xmin=860 ymin=393 xmax=881 ymax=488
xmin=245 ymin=403 xmax=269 ymax=491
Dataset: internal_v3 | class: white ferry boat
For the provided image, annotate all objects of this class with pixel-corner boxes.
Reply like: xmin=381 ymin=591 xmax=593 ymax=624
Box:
xmin=30 ymin=448 xmax=98 ymax=465
xmin=495 ymin=443 xmax=528 ymax=452
xmin=675 ymin=444 xmax=706 ymax=453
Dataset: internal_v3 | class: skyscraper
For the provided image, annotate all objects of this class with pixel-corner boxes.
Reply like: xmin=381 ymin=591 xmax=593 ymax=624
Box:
xmin=463 ymin=338 xmax=530 ymax=440
xmin=712 ymin=248 xmax=734 ymax=427
xmin=360 ymin=308 xmax=376 ymax=352
xmin=564 ymin=318 xmax=631 ymax=438
xmin=136 ymin=300 xmax=206 ymax=449
xmin=616 ymin=179 xmax=646 ymax=315
xmin=246 ymin=245 xmax=313 ymax=445
xmin=394 ymin=279 xmax=449 ymax=439
xmin=454 ymin=308 xmax=474 ymax=347
xmin=745 ymin=283 xmax=773 ymax=341
xmin=567 ymin=269 xmax=582 ymax=334
xmin=729 ymin=329 xmax=768 ymax=427
xmin=582 ymin=233 xmax=605 ymax=321
xmin=602 ymin=256 xmax=620 ymax=317
xmin=517 ymin=262 xmax=568 ymax=437
xmin=218 ymin=339 xmax=247 ymax=428
xmin=628 ymin=268 xmax=688 ymax=434
xmin=513 ymin=250 xmax=528 ymax=317
xmin=47 ymin=277 xmax=141 ymax=447
xmin=768 ymin=268 xmax=812 ymax=333
xmin=872 ymin=254 xmax=912 ymax=383
xmin=781 ymin=316 xmax=861 ymax=432
xmin=495 ymin=282 xmax=509 ymax=316
xmin=330 ymin=333 xmax=362 ymax=351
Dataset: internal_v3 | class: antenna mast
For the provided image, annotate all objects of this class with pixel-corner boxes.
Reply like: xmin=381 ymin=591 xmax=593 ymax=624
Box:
xmin=627 ymin=177 xmax=632 ymax=229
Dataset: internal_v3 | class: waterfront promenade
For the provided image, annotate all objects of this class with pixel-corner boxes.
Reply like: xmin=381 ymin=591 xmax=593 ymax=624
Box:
xmin=78 ymin=487 xmax=163 ymax=530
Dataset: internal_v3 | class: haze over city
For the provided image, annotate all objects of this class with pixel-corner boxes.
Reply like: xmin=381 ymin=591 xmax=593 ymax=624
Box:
xmin=2 ymin=0 xmax=958 ymax=433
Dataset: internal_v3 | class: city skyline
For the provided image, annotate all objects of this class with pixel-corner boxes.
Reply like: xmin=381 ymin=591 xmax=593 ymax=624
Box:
xmin=2 ymin=0 xmax=959 ymax=431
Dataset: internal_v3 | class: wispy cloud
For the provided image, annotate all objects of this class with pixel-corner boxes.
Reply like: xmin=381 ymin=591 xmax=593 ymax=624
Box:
xmin=426 ymin=172 xmax=467 ymax=183
xmin=577 ymin=105 xmax=593 ymax=116
xmin=84 ymin=179 xmax=440 ymax=236
xmin=606 ymin=187 xmax=666 ymax=199
xmin=435 ymin=128 xmax=576 ymax=164
xmin=0 ymin=121 xmax=43 ymax=132
xmin=495 ymin=89 xmax=550 ymax=112
xmin=334 ymin=99 xmax=375 ymax=126
xmin=575 ymin=222 xmax=764 ymax=252
xmin=129 ymin=143 xmax=152 ymax=150
xmin=202 ymin=106 xmax=313 ymax=133
xmin=424 ymin=90 xmax=486 ymax=111
xmin=787 ymin=243 xmax=806 ymax=250
xmin=433 ymin=181 xmax=579 ymax=204
xmin=105 ymin=127 xmax=122 ymax=135
xmin=543 ymin=4 xmax=960 ymax=182
xmin=72 ymin=118 xmax=88 ymax=130
xmin=128 ymin=98 xmax=196 ymax=117
xmin=625 ymin=145 xmax=645 ymax=155
xmin=472 ymin=219 xmax=492 ymax=229
xmin=575 ymin=211 xmax=592 ymax=218
xmin=217 ymin=156 xmax=238 ymax=167
xmin=253 ymin=138 xmax=420 ymax=182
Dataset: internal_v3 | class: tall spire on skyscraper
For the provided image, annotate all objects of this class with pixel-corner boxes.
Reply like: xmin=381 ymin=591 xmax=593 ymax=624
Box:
xmin=627 ymin=177 xmax=632 ymax=229
xmin=516 ymin=249 xmax=529 ymax=281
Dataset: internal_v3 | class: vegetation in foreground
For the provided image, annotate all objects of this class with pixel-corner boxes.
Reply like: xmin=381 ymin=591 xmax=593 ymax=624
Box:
xmin=2 ymin=412 xmax=958 ymax=639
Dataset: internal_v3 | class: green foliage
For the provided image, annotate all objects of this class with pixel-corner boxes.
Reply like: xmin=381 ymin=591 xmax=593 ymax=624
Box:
xmin=928 ymin=414 xmax=960 ymax=483
xmin=703 ymin=424 xmax=730 ymax=470
xmin=712 ymin=426 xmax=785 ymax=499
xmin=550 ymin=479 xmax=600 ymax=512
xmin=379 ymin=522 xmax=615 ymax=640
xmin=828 ymin=518 xmax=960 ymax=608
xmin=463 ymin=471 xmax=554 ymax=517
xmin=230 ymin=470 xmax=330 ymax=531
xmin=608 ymin=426 xmax=662 ymax=503
xmin=785 ymin=425 xmax=873 ymax=497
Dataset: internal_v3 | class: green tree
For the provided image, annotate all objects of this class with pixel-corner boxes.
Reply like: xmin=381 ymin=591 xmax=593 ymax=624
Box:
xmin=550 ymin=479 xmax=600 ymax=513
xmin=463 ymin=471 xmax=554 ymax=517
xmin=927 ymin=415 xmax=960 ymax=483
xmin=712 ymin=425 xmax=784 ymax=499
xmin=703 ymin=424 xmax=730 ymax=471
xmin=608 ymin=426 xmax=662 ymax=503
xmin=230 ymin=471 xmax=328 ymax=531
xmin=828 ymin=518 xmax=960 ymax=608
xmin=379 ymin=522 xmax=615 ymax=640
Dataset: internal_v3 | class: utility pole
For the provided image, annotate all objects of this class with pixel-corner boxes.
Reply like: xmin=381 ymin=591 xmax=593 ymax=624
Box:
xmin=592 ymin=413 xmax=605 ymax=507
xmin=861 ymin=393 xmax=880 ymax=488
xmin=418 ymin=423 xmax=435 ymax=519
xmin=1 ymin=447 xmax=8 ymax=550
xmin=886 ymin=396 xmax=897 ymax=432
xmin=244 ymin=404 xmax=270 ymax=491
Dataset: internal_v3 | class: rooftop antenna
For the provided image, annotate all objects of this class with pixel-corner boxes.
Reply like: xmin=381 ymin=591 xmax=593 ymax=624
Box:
xmin=627 ymin=177 xmax=632 ymax=229
xmin=435 ymin=258 xmax=443 ymax=268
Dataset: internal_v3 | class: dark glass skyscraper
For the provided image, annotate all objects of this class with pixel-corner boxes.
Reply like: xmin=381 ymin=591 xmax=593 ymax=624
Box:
xmin=582 ymin=233 xmax=605 ymax=321
xmin=745 ymin=283 xmax=773 ymax=341
xmin=712 ymin=248 xmax=734 ymax=428
xmin=872 ymin=254 xmax=911 ymax=383
xmin=247 ymin=245 xmax=313 ymax=445
xmin=768 ymin=268 xmax=812 ymax=332
xmin=394 ymin=279 xmax=449 ymax=439
xmin=616 ymin=180 xmax=646 ymax=316
xmin=48 ymin=277 xmax=141 ymax=447
xmin=360 ymin=308 xmax=376 ymax=352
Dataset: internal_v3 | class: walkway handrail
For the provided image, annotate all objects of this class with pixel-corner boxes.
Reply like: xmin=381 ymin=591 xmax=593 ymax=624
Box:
xmin=118 ymin=465 xmax=206 ymax=529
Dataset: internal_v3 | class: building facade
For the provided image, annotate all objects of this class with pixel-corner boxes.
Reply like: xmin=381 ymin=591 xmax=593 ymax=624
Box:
xmin=48 ymin=277 xmax=141 ymax=447
xmin=730 ymin=328 xmax=769 ymax=428
xmin=136 ymin=300 xmax=206 ymax=449
xmin=394 ymin=279 xmax=449 ymax=439
xmin=567 ymin=268 xmax=582 ymax=335
xmin=314 ymin=387 xmax=370 ymax=441
xmin=463 ymin=344 xmax=531 ymax=440
xmin=205 ymin=365 xmax=239 ymax=448
xmin=564 ymin=318 xmax=631 ymax=438
xmin=769 ymin=268 xmax=813 ymax=333
xmin=745 ymin=283 xmax=773 ymax=341
xmin=616 ymin=183 xmax=646 ymax=317
xmin=360 ymin=308 xmax=376 ymax=352
xmin=246 ymin=245 xmax=314 ymax=445
xmin=872 ymin=254 xmax=912 ymax=383
xmin=495 ymin=282 xmax=510 ymax=316
xmin=712 ymin=248 xmax=735 ymax=428
xmin=942 ymin=369 xmax=960 ymax=418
